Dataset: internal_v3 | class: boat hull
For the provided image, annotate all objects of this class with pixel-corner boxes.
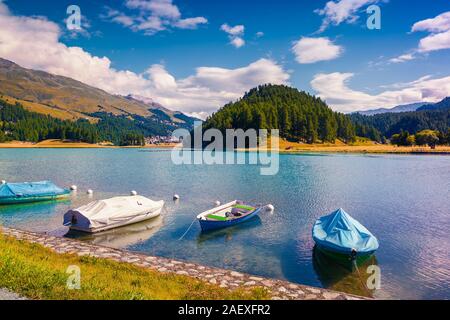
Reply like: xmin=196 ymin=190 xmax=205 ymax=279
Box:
xmin=315 ymin=244 xmax=376 ymax=267
xmin=199 ymin=208 xmax=261 ymax=232
xmin=69 ymin=206 xmax=163 ymax=234
xmin=0 ymin=191 xmax=70 ymax=205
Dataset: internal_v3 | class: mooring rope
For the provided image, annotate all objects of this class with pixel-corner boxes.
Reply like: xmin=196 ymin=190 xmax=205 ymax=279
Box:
xmin=352 ymin=260 xmax=372 ymax=297
xmin=178 ymin=217 xmax=197 ymax=241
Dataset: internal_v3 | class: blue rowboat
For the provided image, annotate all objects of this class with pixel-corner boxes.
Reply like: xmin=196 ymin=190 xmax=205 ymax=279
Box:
xmin=197 ymin=201 xmax=263 ymax=232
xmin=312 ymin=208 xmax=379 ymax=264
xmin=0 ymin=181 xmax=70 ymax=205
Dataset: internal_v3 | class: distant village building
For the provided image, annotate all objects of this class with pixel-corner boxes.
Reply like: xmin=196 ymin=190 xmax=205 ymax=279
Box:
xmin=145 ymin=135 xmax=181 ymax=145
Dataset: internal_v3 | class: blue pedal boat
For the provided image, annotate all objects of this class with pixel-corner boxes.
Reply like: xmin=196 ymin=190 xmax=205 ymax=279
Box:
xmin=312 ymin=208 xmax=379 ymax=265
xmin=197 ymin=201 xmax=263 ymax=232
xmin=0 ymin=181 xmax=70 ymax=205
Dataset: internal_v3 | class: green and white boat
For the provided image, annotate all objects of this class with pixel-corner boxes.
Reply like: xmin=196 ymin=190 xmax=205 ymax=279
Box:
xmin=0 ymin=181 xmax=70 ymax=205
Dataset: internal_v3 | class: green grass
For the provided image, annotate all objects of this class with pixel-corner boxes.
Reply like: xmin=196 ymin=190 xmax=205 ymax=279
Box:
xmin=0 ymin=234 xmax=268 ymax=300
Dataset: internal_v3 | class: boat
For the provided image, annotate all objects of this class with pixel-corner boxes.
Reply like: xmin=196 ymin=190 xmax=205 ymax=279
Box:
xmin=312 ymin=208 xmax=379 ymax=266
xmin=65 ymin=215 xmax=164 ymax=248
xmin=0 ymin=181 xmax=70 ymax=205
xmin=197 ymin=201 xmax=263 ymax=232
xmin=63 ymin=195 xmax=164 ymax=233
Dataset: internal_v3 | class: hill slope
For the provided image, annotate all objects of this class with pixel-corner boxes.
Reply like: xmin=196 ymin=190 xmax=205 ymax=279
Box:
xmin=350 ymin=97 xmax=450 ymax=138
xmin=0 ymin=58 xmax=198 ymax=129
xmin=355 ymin=102 xmax=429 ymax=116
xmin=203 ymin=84 xmax=362 ymax=143
xmin=418 ymin=97 xmax=450 ymax=111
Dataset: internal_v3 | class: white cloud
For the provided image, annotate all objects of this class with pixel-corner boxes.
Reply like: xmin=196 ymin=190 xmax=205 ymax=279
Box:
xmin=103 ymin=0 xmax=207 ymax=35
xmin=174 ymin=17 xmax=208 ymax=29
xmin=256 ymin=31 xmax=264 ymax=38
xmin=315 ymin=0 xmax=379 ymax=32
xmin=230 ymin=37 xmax=245 ymax=48
xmin=311 ymin=72 xmax=450 ymax=112
xmin=417 ymin=29 xmax=450 ymax=53
xmin=412 ymin=11 xmax=450 ymax=33
xmin=386 ymin=11 xmax=450 ymax=64
xmin=292 ymin=37 xmax=343 ymax=64
xmin=221 ymin=23 xmax=246 ymax=48
xmin=126 ymin=0 xmax=180 ymax=19
xmin=412 ymin=11 xmax=450 ymax=53
xmin=145 ymin=58 xmax=289 ymax=114
xmin=0 ymin=3 xmax=288 ymax=117
xmin=110 ymin=12 xmax=135 ymax=27
xmin=389 ymin=53 xmax=415 ymax=64
xmin=0 ymin=1 xmax=8 ymax=15
xmin=221 ymin=23 xmax=244 ymax=36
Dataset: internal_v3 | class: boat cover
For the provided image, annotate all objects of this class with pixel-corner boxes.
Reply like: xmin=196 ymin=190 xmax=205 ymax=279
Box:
xmin=312 ymin=208 xmax=379 ymax=254
xmin=64 ymin=196 xmax=164 ymax=231
xmin=0 ymin=181 xmax=68 ymax=198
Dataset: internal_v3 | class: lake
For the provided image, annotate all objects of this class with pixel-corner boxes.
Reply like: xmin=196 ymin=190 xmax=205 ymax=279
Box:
xmin=0 ymin=148 xmax=449 ymax=299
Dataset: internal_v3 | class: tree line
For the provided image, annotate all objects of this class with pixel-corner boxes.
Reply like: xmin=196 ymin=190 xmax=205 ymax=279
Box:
xmin=0 ymin=99 xmax=145 ymax=146
xmin=203 ymin=84 xmax=449 ymax=146
xmin=390 ymin=129 xmax=450 ymax=147
xmin=204 ymin=84 xmax=377 ymax=143
xmin=350 ymin=107 xmax=450 ymax=143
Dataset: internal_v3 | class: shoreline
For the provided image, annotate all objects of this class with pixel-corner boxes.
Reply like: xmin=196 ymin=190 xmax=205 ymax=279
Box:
xmin=0 ymin=140 xmax=179 ymax=149
xmin=0 ymin=226 xmax=367 ymax=300
xmin=1 ymin=139 xmax=450 ymax=154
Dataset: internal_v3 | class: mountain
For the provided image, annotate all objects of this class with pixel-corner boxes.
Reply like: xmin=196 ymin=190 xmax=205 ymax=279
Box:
xmin=203 ymin=84 xmax=365 ymax=143
xmin=354 ymin=102 xmax=429 ymax=116
xmin=125 ymin=94 xmax=201 ymax=127
xmin=350 ymin=105 xmax=450 ymax=138
xmin=418 ymin=97 xmax=450 ymax=111
xmin=0 ymin=57 xmax=198 ymax=131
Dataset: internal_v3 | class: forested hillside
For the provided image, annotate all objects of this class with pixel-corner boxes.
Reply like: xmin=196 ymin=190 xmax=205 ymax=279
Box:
xmin=203 ymin=84 xmax=376 ymax=143
xmin=350 ymin=103 xmax=450 ymax=138
xmin=0 ymin=99 xmax=144 ymax=145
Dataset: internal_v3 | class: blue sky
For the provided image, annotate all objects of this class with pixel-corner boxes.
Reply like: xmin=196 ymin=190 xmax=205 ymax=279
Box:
xmin=1 ymin=0 xmax=450 ymax=117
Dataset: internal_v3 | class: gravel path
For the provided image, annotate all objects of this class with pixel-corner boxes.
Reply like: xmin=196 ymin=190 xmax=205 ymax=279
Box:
xmin=0 ymin=288 xmax=27 ymax=300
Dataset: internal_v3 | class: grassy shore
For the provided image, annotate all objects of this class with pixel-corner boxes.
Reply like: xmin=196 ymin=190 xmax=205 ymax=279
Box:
xmin=1 ymin=138 xmax=449 ymax=154
xmin=0 ymin=234 xmax=267 ymax=300
xmin=259 ymin=138 xmax=450 ymax=154
xmin=0 ymin=139 xmax=179 ymax=149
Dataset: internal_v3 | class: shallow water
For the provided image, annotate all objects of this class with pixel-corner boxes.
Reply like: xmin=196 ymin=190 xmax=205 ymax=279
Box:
xmin=0 ymin=148 xmax=449 ymax=299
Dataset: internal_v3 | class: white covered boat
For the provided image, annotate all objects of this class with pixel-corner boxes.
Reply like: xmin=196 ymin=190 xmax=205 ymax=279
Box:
xmin=63 ymin=195 xmax=164 ymax=233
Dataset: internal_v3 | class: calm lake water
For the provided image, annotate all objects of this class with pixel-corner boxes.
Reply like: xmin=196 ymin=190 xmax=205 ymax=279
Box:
xmin=0 ymin=149 xmax=449 ymax=299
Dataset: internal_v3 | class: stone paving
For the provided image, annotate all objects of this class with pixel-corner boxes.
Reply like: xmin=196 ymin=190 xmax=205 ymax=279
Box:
xmin=1 ymin=227 xmax=366 ymax=300
xmin=0 ymin=288 xmax=27 ymax=300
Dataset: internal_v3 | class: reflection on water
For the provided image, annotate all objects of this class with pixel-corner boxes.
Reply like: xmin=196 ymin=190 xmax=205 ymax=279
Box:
xmin=312 ymin=246 xmax=378 ymax=298
xmin=196 ymin=216 xmax=262 ymax=244
xmin=0 ymin=199 xmax=71 ymax=236
xmin=65 ymin=215 xmax=164 ymax=249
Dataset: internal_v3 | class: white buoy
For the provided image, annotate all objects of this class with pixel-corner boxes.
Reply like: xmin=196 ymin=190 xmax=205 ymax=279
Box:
xmin=1 ymin=180 xmax=6 ymax=185
xmin=70 ymin=185 xmax=78 ymax=191
xmin=266 ymin=204 xmax=275 ymax=212
xmin=87 ymin=189 xmax=93 ymax=195
xmin=130 ymin=190 xmax=138 ymax=196
xmin=214 ymin=200 xmax=221 ymax=207
xmin=173 ymin=194 xmax=180 ymax=200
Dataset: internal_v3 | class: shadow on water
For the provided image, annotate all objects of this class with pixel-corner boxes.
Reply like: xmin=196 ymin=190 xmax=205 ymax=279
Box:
xmin=196 ymin=216 xmax=262 ymax=245
xmin=0 ymin=199 xmax=71 ymax=214
xmin=64 ymin=216 xmax=164 ymax=249
xmin=312 ymin=246 xmax=378 ymax=298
